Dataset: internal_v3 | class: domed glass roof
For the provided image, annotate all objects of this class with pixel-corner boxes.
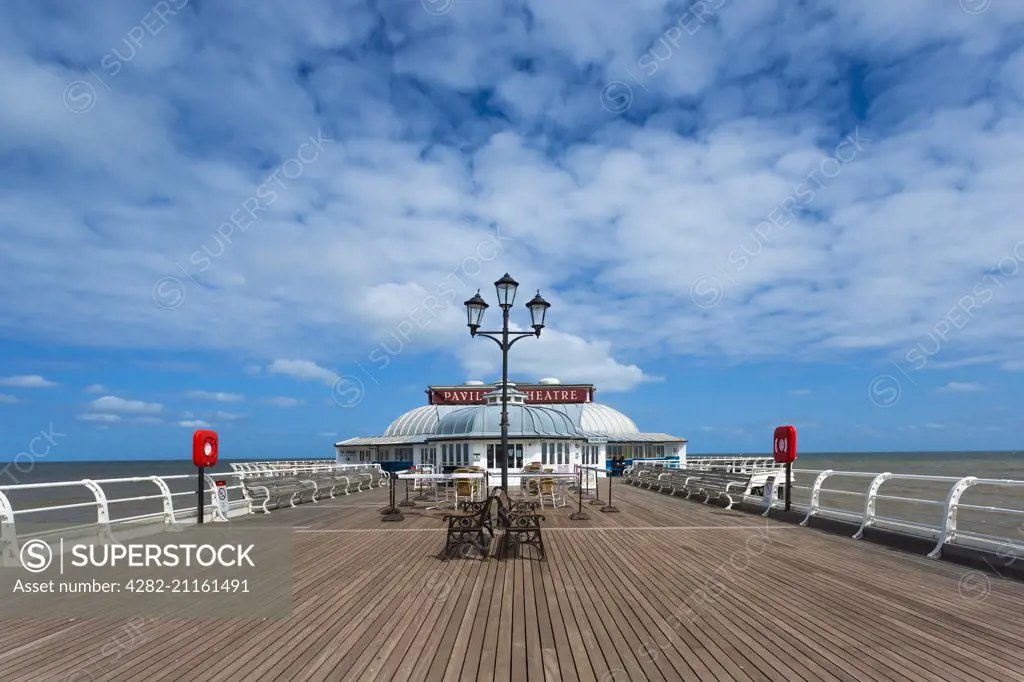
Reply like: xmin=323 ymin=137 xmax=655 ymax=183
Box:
xmin=383 ymin=405 xmax=457 ymax=437
xmin=436 ymin=404 xmax=581 ymax=438
xmin=381 ymin=393 xmax=640 ymax=440
xmin=580 ymin=403 xmax=638 ymax=433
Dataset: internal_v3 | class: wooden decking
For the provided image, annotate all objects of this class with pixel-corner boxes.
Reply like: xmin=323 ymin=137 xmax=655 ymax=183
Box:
xmin=2 ymin=481 xmax=1024 ymax=681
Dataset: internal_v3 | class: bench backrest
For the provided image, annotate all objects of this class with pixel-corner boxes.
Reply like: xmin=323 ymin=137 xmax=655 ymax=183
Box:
xmin=700 ymin=470 xmax=751 ymax=488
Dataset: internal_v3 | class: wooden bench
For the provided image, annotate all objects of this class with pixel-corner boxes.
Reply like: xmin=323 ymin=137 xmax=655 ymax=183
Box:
xmin=492 ymin=487 xmax=545 ymax=560
xmin=694 ymin=470 xmax=753 ymax=510
xmin=443 ymin=495 xmax=493 ymax=560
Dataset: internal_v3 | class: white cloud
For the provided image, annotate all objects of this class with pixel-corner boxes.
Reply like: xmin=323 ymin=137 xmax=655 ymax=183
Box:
xmin=181 ymin=411 xmax=194 ymax=418
xmin=0 ymin=375 xmax=57 ymax=388
xmin=90 ymin=396 xmax=163 ymax=414
xmin=1 ymin=1 xmax=1024 ymax=396
xmin=178 ymin=419 xmax=211 ymax=428
xmin=186 ymin=390 xmax=244 ymax=402
xmin=266 ymin=359 xmax=339 ymax=386
xmin=936 ymin=382 xmax=986 ymax=393
xmin=265 ymin=396 xmax=304 ymax=407
xmin=788 ymin=389 xmax=811 ymax=396
xmin=460 ymin=327 xmax=658 ymax=392
xmin=84 ymin=383 xmax=108 ymax=393
xmin=0 ymin=394 xmax=19 ymax=404
xmin=214 ymin=410 xmax=245 ymax=420
xmin=77 ymin=413 xmax=122 ymax=423
xmin=133 ymin=417 xmax=163 ymax=424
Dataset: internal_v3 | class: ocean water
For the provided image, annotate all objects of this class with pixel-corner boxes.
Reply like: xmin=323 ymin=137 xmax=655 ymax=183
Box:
xmin=1 ymin=454 xmax=1022 ymax=543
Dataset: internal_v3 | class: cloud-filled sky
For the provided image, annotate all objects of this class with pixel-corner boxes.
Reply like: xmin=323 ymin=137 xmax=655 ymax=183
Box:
xmin=2 ymin=0 xmax=1024 ymax=460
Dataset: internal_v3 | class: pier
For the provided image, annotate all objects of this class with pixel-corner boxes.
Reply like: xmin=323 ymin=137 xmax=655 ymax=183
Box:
xmin=1 ymin=480 xmax=1022 ymax=681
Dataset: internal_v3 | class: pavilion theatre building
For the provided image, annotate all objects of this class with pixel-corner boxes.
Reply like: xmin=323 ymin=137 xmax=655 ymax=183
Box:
xmin=334 ymin=378 xmax=687 ymax=473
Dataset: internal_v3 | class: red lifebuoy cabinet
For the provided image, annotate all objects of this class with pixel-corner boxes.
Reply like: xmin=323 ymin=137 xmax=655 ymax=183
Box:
xmin=192 ymin=429 xmax=219 ymax=468
xmin=773 ymin=425 xmax=796 ymax=464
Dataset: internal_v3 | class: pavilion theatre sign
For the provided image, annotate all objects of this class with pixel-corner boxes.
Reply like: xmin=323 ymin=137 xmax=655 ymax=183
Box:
xmin=427 ymin=384 xmax=595 ymax=405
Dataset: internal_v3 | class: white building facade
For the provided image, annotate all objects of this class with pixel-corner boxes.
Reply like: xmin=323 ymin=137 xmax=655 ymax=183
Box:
xmin=335 ymin=379 xmax=686 ymax=473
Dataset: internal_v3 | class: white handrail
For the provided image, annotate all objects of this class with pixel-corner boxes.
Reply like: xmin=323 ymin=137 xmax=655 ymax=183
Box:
xmin=0 ymin=463 xmax=392 ymax=564
xmin=778 ymin=468 xmax=1024 ymax=559
xmin=631 ymin=462 xmax=1024 ymax=560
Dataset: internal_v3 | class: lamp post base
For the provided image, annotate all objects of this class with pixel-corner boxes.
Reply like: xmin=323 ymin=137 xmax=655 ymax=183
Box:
xmin=589 ymin=497 xmax=606 ymax=506
xmin=398 ymin=500 xmax=417 ymax=507
xmin=600 ymin=505 xmax=619 ymax=513
xmin=381 ymin=509 xmax=405 ymax=522
xmin=570 ymin=510 xmax=591 ymax=521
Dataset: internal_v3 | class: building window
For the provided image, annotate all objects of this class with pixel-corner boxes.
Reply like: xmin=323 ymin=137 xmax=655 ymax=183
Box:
xmin=487 ymin=444 xmax=494 ymax=469
xmin=541 ymin=443 xmax=547 ymax=465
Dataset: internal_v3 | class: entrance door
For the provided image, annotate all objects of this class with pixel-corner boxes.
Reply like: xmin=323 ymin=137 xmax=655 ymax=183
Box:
xmin=485 ymin=443 xmax=523 ymax=470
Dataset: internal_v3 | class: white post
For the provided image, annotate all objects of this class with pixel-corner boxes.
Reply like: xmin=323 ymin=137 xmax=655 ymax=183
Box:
xmin=150 ymin=476 xmax=176 ymax=524
xmin=800 ymin=470 xmax=834 ymax=526
xmin=0 ymin=490 xmax=17 ymax=567
xmin=927 ymin=476 xmax=977 ymax=559
xmin=853 ymin=473 xmax=892 ymax=540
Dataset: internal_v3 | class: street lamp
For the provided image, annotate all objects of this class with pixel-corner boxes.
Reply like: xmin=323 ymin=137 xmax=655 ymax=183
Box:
xmin=464 ymin=273 xmax=551 ymax=490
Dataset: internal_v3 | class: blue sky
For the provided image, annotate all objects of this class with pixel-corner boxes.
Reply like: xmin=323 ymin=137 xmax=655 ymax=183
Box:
xmin=2 ymin=0 xmax=1024 ymax=461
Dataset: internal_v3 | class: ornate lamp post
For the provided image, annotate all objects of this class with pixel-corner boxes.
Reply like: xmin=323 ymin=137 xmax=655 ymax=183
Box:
xmin=464 ymin=273 xmax=551 ymax=490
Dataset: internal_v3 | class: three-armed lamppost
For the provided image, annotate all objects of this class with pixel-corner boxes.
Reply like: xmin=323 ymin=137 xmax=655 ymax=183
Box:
xmin=464 ymin=273 xmax=551 ymax=491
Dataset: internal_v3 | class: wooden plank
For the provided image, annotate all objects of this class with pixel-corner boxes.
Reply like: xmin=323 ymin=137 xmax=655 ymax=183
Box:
xmin=1 ymin=483 xmax=1023 ymax=682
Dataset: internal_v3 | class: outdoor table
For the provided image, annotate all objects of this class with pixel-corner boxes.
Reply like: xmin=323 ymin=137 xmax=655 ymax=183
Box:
xmin=394 ymin=472 xmax=487 ymax=508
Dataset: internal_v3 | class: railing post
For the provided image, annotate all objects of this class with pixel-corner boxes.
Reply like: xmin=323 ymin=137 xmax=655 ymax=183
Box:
xmin=381 ymin=471 xmax=404 ymax=522
xmin=927 ymin=476 xmax=977 ymax=559
xmin=800 ymin=470 xmax=833 ymax=526
xmin=399 ymin=474 xmax=416 ymax=507
xmin=0 ymin=490 xmax=17 ymax=567
xmin=601 ymin=469 xmax=619 ymax=513
xmin=82 ymin=479 xmax=117 ymax=546
xmin=590 ymin=467 xmax=606 ymax=506
xmin=853 ymin=473 xmax=892 ymax=540
xmin=571 ymin=466 xmax=590 ymax=520
xmin=150 ymin=476 xmax=176 ymax=524
xmin=82 ymin=479 xmax=111 ymax=524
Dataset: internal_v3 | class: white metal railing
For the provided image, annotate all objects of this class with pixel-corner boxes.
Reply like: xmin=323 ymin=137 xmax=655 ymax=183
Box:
xmin=686 ymin=456 xmax=784 ymax=474
xmin=629 ymin=457 xmax=679 ymax=468
xmin=0 ymin=473 xmax=251 ymax=565
xmin=229 ymin=459 xmax=352 ymax=477
xmin=758 ymin=469 xmax=1024 ymax=560
xmin=0 ymin=462 xmax=392 ymax=563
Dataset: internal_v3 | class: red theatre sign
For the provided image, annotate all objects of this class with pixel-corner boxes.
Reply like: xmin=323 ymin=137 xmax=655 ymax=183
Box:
xmin=428 ymin=385 xmax=594 ymax=405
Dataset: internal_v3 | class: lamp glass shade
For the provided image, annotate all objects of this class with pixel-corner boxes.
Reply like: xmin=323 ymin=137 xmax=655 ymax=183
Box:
xmin=494 ymin=273 xmax=519 ymax=307
xmin=464 ymin=291 xmax=489 ymax=328
xmin=526 ymin=291 xmax=551 ymax=330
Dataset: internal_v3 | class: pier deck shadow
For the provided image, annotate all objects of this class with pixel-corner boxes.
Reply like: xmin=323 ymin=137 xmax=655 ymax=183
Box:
xmin=1 ymin=483 xmax=1023 ymax=681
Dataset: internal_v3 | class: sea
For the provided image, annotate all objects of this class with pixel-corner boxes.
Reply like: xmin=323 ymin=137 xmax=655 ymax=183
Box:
xmin=0 ymin=453 xmax=1021 ymax=542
